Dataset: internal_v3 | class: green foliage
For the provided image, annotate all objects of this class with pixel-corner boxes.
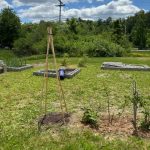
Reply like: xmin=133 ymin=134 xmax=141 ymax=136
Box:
xmin=5 ymin=58 xmax=26 ymax=67
xmin=61 ymin=53 xmax=69 ymax=66
xmin=78 ymin=54 xmax=88 ymax=67
xmin=0 ymin=49 xmax=16 ymax=60
xmin=82 ymin=107 xmax=98 ymax=128
xmin=140 ymin=97 xmax=150 ymax=131
xmin=2 ymin=9 xmax=150 ymax=56
xmin=0 ymin=8 xmax=21 ymax=48
xmin=112 ymin=19 xmax=124 ymax=44
xmin=32 ymin=37 xmax=47 ymax=54
xmin=131 ymin=11 xmax=147 ymax=49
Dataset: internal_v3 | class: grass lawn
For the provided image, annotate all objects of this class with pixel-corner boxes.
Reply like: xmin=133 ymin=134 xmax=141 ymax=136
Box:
xmin=0 ymin=57 xmax=150 ymax=150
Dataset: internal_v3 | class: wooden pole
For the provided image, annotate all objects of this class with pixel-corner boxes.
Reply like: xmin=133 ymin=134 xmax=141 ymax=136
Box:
xmin=43 ymin=29 xmax=51 ymax=115
xmin=48 ymin=27 xmax=68 ymax=113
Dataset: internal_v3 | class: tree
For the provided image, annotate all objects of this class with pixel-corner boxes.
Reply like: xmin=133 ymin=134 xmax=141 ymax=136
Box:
xmin=0 ymin=8 xmax=21 ymax=49
xmin=112 ymin=19 xmax=124 ymax=44
xmin=131 ymin=11 xmax=147 ymax=49
xmin=67 ymin=17 xmax=78 ymax=34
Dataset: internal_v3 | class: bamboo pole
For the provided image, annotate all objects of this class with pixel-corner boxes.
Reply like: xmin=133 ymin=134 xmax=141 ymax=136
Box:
xmin=43 ymin=28 xmax=51 ymax=115
xmin=48 ymin=27 xmax=68 ymax=113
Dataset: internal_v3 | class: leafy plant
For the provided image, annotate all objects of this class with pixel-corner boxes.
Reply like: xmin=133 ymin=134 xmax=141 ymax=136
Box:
xmin=140 ymin=96 xmax=150 ymax=131
xmin=131 ymin=80 xmax=142 ymax=136
xmin=78 ymin=54 xmax=88 ymax=67
xmin=61 ymin=53 xmax=69 ymax=66
xmin=82 ymin=107 xmax=98 ymax=128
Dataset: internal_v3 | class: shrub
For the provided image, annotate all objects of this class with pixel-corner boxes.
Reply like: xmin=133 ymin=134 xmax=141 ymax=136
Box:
xmin=82 ymin=108 xmax=98 ymax=128
xmin=32 ymin=38 xmax=47 ymax=54
xmin=78 ymin=54 xmax=88 ymax=67
xmin=13 ymin=37 xmax=37 ymax=56
xmin=61 ymin=53 xmax=69 ymax=66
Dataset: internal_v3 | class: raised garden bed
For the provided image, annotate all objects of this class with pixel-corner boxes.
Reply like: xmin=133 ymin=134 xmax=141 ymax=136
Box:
xmin=101 ymin=62 xmax=150 ymax=71
xmin=33 ymin=68 xmax=80 ymax=78
xmin=7 ymin=64 xmax=33 ymax=72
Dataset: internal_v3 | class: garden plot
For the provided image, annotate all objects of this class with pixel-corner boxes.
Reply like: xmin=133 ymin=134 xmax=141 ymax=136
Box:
xmin=38 ymin=112 xmax=71 ymax=131
xmin=6 ymin=58 xmax=33 ymax=72
xmin=101 ymin=62 xmax=150 ymax=71
xmin=33 ymin=68 xmax=80 ymax=78
xmin=7 ymin=64 xmax=33 ymax=72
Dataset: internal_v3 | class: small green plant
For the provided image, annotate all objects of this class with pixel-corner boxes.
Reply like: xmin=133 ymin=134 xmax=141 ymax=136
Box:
xmin=82 ymin=108 xmax=98 ymax=128
xmin=140 ymin=97 xmax=150 ymax=131
xmin=103 ymin=83 xmax=114 ymax=125
xmin=61 ymin=53 xmax=69 ymax=66
xmin=131 ymin=80 xmax=142 ymax=136
xmin=78 ymin=54 xmax=88 ymax=67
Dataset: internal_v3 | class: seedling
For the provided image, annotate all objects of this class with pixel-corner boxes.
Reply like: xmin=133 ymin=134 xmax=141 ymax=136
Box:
xmin=140 ymin=96 xmax=150 ymax=131
xmin=131 ymin=80 xmax=141 ymax=136
xmin=103 ymin=84 xmax=114 ymax=125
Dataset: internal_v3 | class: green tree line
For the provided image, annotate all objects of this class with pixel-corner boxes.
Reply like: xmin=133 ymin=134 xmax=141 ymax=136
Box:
xmin=0 ymin=8 xmax=150 ymax=57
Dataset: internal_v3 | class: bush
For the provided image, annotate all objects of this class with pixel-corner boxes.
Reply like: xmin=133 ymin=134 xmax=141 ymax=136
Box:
xmin=78 ymin=54 xmax=88 ymax=67
xmin=82 ymin=108 xmax=98 ymax=128
xmin=61 ymin=53 xmax=69 ymax=66
xmin=14 ymin=37 xmax=38 ymax=56
xmin=32 ymin=38 xmax=47 ymax=54
xmin=140 ymin=121 xmax=150 ymax=131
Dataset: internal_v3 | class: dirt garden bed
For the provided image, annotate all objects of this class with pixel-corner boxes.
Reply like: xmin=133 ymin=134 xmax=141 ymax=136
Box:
xmin=38 ymin=112 xmax=71 ymax=131
xmin=63 ymin=111 xmax=150 ymax=139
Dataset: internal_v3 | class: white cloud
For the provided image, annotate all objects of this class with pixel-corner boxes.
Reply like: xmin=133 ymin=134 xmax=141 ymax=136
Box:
xmin=16 ymin=0 xmax=141 ymax=22
xmin=0 ymin=0 xmax=12 ymax=10
xmin=12 ymin=0 xmax=79 ymax=7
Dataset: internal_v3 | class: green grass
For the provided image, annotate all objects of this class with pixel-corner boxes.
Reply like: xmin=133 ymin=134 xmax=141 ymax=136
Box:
xmin=0 ymin=57 xmax=150 ymax=149
xmin=129 ymin=51 xmax=150 ymax=57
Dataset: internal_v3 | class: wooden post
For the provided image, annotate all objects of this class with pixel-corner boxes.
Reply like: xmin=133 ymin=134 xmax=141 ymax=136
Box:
xmin=48 ymin=26 xmax=68 ymax=114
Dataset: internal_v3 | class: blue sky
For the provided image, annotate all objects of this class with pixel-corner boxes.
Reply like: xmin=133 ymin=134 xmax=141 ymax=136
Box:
xmin=0 ymin=0 xmax=150 ymax=23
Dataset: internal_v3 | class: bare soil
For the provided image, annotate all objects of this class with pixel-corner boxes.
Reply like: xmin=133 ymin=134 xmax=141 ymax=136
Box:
xmin=38 ymin=112 xmax=71 ymax=130
xmin=68 ymin=111 xmax=150 ymax=139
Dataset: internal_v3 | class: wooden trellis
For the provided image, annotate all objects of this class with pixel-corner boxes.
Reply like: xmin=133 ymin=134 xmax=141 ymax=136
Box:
xmin=41 ymin=27 xmax=68 ymax=123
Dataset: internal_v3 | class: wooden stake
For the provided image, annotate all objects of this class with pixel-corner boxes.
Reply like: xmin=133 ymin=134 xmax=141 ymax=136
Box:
xmin=48 ymin=27 xmax=68 ymax=113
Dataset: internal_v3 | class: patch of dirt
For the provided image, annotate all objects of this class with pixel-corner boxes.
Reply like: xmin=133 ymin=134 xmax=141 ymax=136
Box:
xmin=33 ymin=63 xmax=45 ymax=67
xmin=99 ymin=115 xmax=133 ymax=135
xmin=68 ymin=111 xmax=150 ymax=139
xmin=38 ymin=112 xmax=71 ymax=130
xmin=37 ymin=110 xmax=150 ymax=139
xmin=99 ymin=115 xmax=150 ymax=139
